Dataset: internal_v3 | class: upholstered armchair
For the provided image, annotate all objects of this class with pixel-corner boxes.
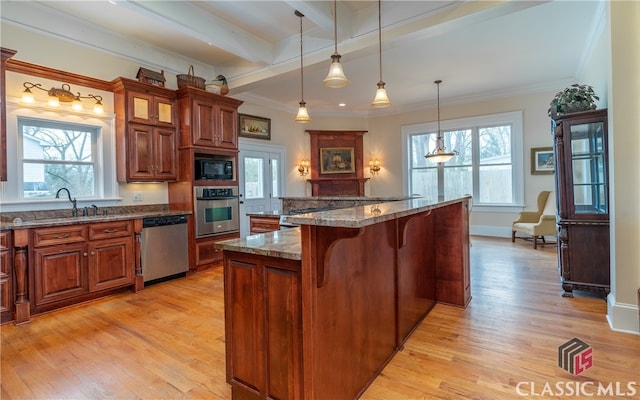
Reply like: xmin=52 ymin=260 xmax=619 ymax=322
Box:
xmin=512 ymin=191 xmax=557 ymax=249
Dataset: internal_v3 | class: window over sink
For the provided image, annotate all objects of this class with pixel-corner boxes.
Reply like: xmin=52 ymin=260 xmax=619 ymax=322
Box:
xmin=19 ymin=117 xmax=98 ymax=199
xmin=3 ymin=101 xmax=118 ymax=209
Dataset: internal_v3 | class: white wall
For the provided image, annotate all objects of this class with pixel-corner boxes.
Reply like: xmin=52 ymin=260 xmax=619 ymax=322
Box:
xmin=607 ymin=1 xmax=640 ymax=334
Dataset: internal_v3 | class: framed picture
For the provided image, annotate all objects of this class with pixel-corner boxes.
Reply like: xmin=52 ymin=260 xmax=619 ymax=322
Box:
xmin=531 ymin=146 xmax=555 ymax=175
xmin=320 ymin=147 xmax=355 ymax=174
xmin=239 ymin=114 xmax=271 ymax=140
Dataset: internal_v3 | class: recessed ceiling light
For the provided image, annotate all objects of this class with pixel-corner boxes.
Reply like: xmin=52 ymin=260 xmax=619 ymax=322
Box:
xmin=338 ymin=103 xmax=346 ymax=107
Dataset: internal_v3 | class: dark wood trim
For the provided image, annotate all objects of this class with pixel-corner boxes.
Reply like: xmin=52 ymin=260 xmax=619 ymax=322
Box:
xmin=1 ymin=48 xmax=17 ymax=182
xmin=6 ymin=58 xmax=113 ymax=92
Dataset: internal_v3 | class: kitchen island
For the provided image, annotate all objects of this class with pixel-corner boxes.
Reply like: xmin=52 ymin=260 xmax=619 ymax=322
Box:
xmin=216 ymin=196 xmax=471 ymax=400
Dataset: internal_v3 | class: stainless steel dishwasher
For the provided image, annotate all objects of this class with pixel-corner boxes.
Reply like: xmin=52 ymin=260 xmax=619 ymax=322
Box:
xmin=141 ymin=214 xmax=189 ymax=284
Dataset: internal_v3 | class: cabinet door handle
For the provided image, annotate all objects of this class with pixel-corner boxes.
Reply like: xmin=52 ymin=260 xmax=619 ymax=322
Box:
xmin=90 ymin=251 xmax=96 ymax=256
xmin=54 ymin=233 xmax=70 ymax=239
xmin=103 ymin=229 xmax=118 ymax=233
xmin=83 ymin=252 xmax=88 ymax=257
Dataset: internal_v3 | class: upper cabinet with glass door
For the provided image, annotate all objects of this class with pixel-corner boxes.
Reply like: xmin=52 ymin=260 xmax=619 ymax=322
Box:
xmin=552 ymin=109 xmax=608 ymax=220
xmin=112 ymin=78 xmax=176 ymax=128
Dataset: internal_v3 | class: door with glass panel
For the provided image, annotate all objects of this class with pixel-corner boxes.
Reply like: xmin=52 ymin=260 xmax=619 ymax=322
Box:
xmin=238 ymin=147 xmax=283 ymax=237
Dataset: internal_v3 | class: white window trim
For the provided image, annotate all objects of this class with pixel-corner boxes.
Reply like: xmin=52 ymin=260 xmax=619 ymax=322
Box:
xmin=401 ymin=110 xmax=525 ymax=209
xmin=1 ymin=98 xmax=120 ymax=212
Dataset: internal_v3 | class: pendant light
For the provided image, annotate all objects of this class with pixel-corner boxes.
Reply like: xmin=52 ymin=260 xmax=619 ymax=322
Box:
xmin=371 ymin=0 xmax=391 ymax=108
xmin=425 ymin=80 xmax=458 ymax=163
xmin=323 ymin=0 xmax=349 ymax=88
xmin=295 ymin=10 xmax=312 ymax=123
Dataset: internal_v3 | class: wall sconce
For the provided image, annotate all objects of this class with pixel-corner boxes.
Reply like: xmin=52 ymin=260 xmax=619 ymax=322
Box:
xmin=369 ymin=159 xmax=381 ymax=175
xmin=22 ymin=82 xmax=104 ymax=114
xmin=298 ymin=160 xmax=310 ymax=176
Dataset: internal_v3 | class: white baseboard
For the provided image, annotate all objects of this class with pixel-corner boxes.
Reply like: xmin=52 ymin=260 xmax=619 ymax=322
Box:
xmin=607 ymin=293 xmax=640 ymax=335
xmin=470 ymin=225 xmax=511 ymax=238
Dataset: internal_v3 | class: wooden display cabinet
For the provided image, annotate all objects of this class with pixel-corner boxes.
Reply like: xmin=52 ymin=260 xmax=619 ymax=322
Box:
xmin=113 ymin=77 xmax=178 ymax=182
xmin=552 ymin=109 xmax=610 ymax=297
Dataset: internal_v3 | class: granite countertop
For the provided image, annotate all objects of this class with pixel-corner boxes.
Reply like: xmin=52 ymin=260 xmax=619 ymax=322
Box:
xmin=215 ymin=227 xmax=301 ymax=260
xmin=1 ymin=210 xmax=191 ymax=230
xmin=283 ymin=196 xmax=470 ymax=228
xmin=279 ymin=195 xmax=419 ymax=201
xmin=216 ymin=196 xmax=470 ymax=259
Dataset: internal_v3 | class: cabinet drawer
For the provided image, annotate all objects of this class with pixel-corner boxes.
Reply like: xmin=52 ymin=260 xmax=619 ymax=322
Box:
xmin=196 ymin=238 xmax=222 ymax=266
xmin=249 ymin=216 xmax=280 ymax=234
xmin=0 ymin=231 xmax=9 ymax=250
xmin=89 ymin=221 xmax=134 ymax=240
xmin=33 ymin=225 xmax=88 ymax=247
xmin=196 ymin=232 xmax=239 ymax=266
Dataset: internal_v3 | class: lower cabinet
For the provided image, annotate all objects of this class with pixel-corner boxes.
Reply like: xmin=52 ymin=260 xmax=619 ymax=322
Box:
xmin=249 ymin=215 xmax=280 ymax=234
xmin=195 ymin=232 xmax=240 ymax=267
xmin=0 ymin=230 xmax=13 ymax=324
xmin=31 ymin=221 xmax=135 ymax=313
xmin=224 ymin=251 xmax=302 ymax=400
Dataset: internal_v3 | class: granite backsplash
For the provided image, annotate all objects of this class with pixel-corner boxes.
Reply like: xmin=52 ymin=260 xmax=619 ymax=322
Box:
xmin=0 ymin=204 xmax=170 ymax=223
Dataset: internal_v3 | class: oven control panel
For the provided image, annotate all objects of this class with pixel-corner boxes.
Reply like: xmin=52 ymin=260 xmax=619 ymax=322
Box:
xmin=195 ymin=186 xmax=238 ymax=199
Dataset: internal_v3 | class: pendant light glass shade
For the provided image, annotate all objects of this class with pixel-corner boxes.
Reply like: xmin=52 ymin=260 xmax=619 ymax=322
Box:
xmin=323 ymin=0 xmax=349 ymax=88
xmin=372 ymin=81 xmax=391 ymax=108
xmin=323 ymin=54 xmax=349 ymax=88
xmin=295 ymin=10 xmax=311 ymax=123
xmin=425 ymin=80 xmax=458 ymax=163
xmin=371 ymin=0 xmax=391 ymax=108
xmin=295 ymin=101 xmax=311 ymax=123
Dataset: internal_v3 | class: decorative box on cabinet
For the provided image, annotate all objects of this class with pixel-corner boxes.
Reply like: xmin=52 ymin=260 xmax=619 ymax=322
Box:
xmin=176 ymin=86 xmax=243 ymax=150
xmin=0 ymin=230 xmax=13 ymax=324
xmin=30 ymin=221 xmax=135 ymax=313
xmin=113 ymin=77 xmax=178 ymax=182
xmin=552 ymin=109 xmax=610 ymax=297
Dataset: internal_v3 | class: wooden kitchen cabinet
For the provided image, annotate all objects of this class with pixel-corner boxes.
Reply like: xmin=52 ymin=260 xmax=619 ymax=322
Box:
xmin=249 ymin=215 xmax=280 ymax=234
xmin=113 ymin=77 xmax=178 ymax=182
xmin=176 ymin=86 xmax=243 ymax=150
xmin=552 ymin=109 xmax=610 ymax=297
xmin=125 ymin=123 xmax=177 ymax=181
xmin=195 ymin=232 xmax=240 ymax=268
xmin=30 ymin=221 xmax=135 ymax=313
xmin=0 ymin=230 xmax=13 ymax=324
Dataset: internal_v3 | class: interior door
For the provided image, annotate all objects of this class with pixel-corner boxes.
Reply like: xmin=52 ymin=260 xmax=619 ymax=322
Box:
xmin=238 ymin=145 xmax=284 ymax=237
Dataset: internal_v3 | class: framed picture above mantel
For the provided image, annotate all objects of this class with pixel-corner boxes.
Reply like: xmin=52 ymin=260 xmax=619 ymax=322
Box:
xmin=320 ymin=147 xmax=355 ymax=174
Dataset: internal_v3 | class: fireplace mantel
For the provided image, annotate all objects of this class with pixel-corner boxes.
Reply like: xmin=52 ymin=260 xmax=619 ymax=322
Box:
xmin=306 ymin=130 xmax=367 ymax=196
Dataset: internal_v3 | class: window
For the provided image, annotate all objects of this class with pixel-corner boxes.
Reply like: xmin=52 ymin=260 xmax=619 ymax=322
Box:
xmin=19 ymin=117 xmax=99 ymax=199
xmin=403 ymin=111 xmax=523 ymax=207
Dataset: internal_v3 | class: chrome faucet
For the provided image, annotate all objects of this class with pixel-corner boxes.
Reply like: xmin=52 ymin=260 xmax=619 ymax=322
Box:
xmin=55 ymin=187 xmax=78 ymax=217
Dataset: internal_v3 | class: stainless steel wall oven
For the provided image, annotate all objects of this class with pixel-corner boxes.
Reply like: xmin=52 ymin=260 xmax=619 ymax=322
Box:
xmin=194 ymin=186 xmax=239 ymax=237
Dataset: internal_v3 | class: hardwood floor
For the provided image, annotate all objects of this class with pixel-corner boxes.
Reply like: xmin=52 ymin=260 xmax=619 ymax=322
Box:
xmin=2 ymin=236 xmax=638 ymax=399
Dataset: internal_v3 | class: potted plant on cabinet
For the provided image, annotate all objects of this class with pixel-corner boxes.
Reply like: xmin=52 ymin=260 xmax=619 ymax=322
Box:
xmin=548 ymin=84 xmax=599 ymax=117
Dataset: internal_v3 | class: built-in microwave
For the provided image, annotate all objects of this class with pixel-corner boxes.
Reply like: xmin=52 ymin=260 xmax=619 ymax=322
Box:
xmin=195 ymin=158 xmax=234 ymax=181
